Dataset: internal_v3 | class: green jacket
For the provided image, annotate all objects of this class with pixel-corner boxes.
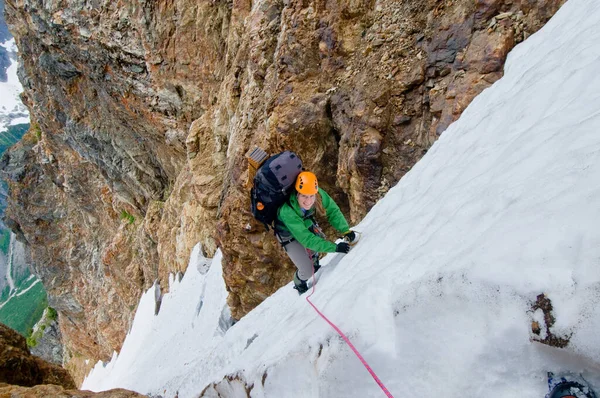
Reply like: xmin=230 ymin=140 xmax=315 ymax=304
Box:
xmin=277 ymin=188 xmax=349 ymax=253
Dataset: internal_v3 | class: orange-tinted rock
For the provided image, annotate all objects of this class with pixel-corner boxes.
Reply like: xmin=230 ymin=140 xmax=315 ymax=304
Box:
xmin=0 ymin=324 xmax=75 ymax=388
xmin=0 ymin=383 xmax=147 ymax=397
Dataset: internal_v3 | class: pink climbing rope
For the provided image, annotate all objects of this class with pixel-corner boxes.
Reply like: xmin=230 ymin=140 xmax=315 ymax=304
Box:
xmin=305 ymin=265 xmax=395 ymax=398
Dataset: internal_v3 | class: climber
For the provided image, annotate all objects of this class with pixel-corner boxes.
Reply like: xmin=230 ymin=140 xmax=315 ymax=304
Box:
xmin=275 ymin=171 xmax=356 ymax=294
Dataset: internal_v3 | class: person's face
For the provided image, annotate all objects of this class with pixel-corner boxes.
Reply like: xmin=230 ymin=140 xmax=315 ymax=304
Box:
xmin=297 ymin=193 xmax=316 ymax=210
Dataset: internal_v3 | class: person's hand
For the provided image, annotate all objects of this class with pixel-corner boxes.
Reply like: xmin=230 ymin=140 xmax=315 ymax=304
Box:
xmin=344 ymin=230 xmax=356 ymax=243
xmin=336 ymin=242 xmax=350 ymax=253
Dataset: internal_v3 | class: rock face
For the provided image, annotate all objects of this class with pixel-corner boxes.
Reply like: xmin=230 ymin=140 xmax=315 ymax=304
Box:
xmin=0 ymin=384 xmax=147 ymax=397
xmin=1 ymin=0 xmax=565 ymax=377
xmin=30 ymin=317 xmax=64 ymax=366
xmin=0 ymin=323 xmax=74 ymax=388
xmin=215 ymin=0 xmax=565 ymax=318
xmin=0 ymin=323 xmax=144 ymax=396
xmin=0 ymin=45 xmax=9 ymax=82
xmin=2 ymin=0 xmax=229 ymax=381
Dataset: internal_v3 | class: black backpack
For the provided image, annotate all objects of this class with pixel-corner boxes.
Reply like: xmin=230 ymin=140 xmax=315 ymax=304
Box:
xmin=250 ymin=151 xmax=303 ymax=230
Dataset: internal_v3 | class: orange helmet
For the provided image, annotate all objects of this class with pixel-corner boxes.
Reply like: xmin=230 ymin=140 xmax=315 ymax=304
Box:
xmin=295 ymin=171 xmax=318 ymax=195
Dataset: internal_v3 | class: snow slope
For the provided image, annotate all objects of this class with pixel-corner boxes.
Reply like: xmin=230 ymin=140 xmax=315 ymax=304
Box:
xmin=83 ymin=0 xmax=600 ymax=396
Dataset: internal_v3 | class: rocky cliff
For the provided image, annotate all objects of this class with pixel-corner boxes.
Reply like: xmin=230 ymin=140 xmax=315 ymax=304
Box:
xmin=29 ymin=308 xmax=64 ymax=366
xmin=1 ymin=0 xmax=564 ymax=380
xmin=0 ymin=322 xmax=73 ymax=388
xmin=0 ymin=323 xmax=145 ymax=397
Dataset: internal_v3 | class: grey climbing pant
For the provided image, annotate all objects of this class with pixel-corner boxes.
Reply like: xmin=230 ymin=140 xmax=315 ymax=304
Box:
xmin=282 ymin=239 xmax=316 ymax=281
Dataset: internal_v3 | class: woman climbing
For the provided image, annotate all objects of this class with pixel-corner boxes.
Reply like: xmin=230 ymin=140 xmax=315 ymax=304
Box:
xmin=275 ymin=171 xmax=356 ymax=294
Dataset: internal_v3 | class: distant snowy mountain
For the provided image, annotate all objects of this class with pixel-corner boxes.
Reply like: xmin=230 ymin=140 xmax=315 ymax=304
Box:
xmin=0 ymin=0 xmax=11 ymax=83
xmin=0 ymin=0 xmax=29 ymax=133
xmin=0 ymin=38 xmax=29 ymax=133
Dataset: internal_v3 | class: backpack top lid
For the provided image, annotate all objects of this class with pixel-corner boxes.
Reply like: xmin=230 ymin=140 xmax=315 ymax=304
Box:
xmin=262 ymin=151 xmax=302 ymax=191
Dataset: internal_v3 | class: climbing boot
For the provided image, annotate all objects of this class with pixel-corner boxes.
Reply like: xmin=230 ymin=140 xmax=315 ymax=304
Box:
xmin=293 ymin=271 xmax=309 ymax=295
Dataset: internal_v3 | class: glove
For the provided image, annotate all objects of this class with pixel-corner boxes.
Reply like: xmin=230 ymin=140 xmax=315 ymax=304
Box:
xmin=344 ymin=230 xmax=356 ymax=243
xmin=336 ymin=242 xmax=350 ymax=253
